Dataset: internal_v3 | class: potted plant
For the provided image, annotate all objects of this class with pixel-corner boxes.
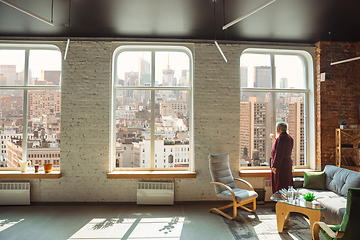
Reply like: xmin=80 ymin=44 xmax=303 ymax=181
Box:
xmin=340 ymin=119 xmax=347 ymax=129
xmin=303 ymin=192 xmax=315 ymax=207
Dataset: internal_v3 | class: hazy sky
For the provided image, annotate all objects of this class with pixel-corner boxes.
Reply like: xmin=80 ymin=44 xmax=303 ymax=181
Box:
xmin=240 ymin=53 xmax=305 ymax=89
xmin=1 ymin=49 xmax=305 ymax=89
xmin=117 ymin=51 xmax=190 ymax=85
xmin=0 ymin=49 xmax=61 ymax=80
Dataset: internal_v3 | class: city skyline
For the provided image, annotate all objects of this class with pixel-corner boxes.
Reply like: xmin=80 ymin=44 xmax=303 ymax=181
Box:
xmin=115 ymin=53 xmax=190 ymax=168
xmin=240 ymin=53 xmax=305 ymax=89
xmin=0 ymin=52 xmax=61 ymax=169
xmin=0 ymin=49 xmax=61 ymax=81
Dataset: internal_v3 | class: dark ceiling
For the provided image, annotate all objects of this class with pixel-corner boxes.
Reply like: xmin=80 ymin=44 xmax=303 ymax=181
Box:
xmin=0 ymin=0 xmax=359 ymax=44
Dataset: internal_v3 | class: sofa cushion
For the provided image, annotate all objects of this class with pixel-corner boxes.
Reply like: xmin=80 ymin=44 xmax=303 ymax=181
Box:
xmin=324 ymin=165 xmax=360 ymax=197
xmin=303 ymin=171 xmax=326 ymax=190
xmin=298 ymin=188 xmax=346 ymax=225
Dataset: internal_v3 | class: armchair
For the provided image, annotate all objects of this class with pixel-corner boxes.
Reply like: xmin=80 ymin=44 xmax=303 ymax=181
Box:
xmin=312 ymin=188 xmax=360 ymax=240
xmin=208 ymin=153 xmax=258 ymax=220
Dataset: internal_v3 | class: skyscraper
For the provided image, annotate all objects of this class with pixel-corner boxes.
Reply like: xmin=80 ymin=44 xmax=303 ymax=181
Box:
xmin=240 ymin=66 xmax=248 ymax=88
xmin=254 ymin=66 xmax=271 ymax=88
xmin=0 ymin=95 xmax=23 ymax=119
xmin=288 ymin=100 xmax=305 ymax=165
xmin=139 ymin=57 xmax=150 ymax=86
xmin=44 ymin=70 xmax=61 ymax=85
xmin=240 ymin=97 xmax=272 ymax=166
xmin=162 ymin=55 xmax=176 ymax=86
xmin=28 ymin=89 xmax=61 ymax=119
xmin=124 ymin=71 xmax=139 ymax=98
xmin=179 ymin=70 xmax=189 ymax=86
xmin=280 ymin=77 xmax=288 ymax=89
xmin=0 ymin=65 xmax=17 ymax=85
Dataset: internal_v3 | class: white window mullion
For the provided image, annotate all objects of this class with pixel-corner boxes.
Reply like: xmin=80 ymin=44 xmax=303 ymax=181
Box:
xmin=270 ymin=54 xmax=276 ymax=133
xmin=305 ymin=90 xmax=309 ymax=166
xmin=150 ymin=51 xmax=156 ymax=169
xmin=22 ymin=49 xmax=30 ymax=160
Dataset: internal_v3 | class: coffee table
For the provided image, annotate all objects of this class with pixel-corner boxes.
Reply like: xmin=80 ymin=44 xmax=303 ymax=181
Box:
xmin=270 ymin=191 xmax=325 ymax=233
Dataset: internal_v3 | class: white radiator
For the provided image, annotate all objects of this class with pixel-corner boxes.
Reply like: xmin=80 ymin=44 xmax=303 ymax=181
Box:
xmin=264 ymin=179 xmax=272 ymax=201
xmin=137 ymin=182 xmax=174 ymax=205
xmin=0 ymin=182 xmax=30 ymax=205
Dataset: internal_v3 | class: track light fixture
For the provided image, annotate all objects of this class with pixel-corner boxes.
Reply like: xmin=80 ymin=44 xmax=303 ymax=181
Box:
xmin=0 ymin=0 xmax=54 ymax=26
xmin=331 ymin=56 xmax=360 ymax=66
xmin=222 ymin=0 xmax=276 ymax=30
xmin=215 ymin=41 xmax=228 ymax=63
xmin=64 ymin=39 xmax=70 ymax=60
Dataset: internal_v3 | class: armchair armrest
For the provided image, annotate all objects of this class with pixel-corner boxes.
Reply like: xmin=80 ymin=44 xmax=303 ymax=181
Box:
xmin=210 ymin=182 xmax=237 ymax=203
xmin=234 ymin=178 xmax=255 ymax=191
xmin=312 ymin=222 xmax=345 ymax=240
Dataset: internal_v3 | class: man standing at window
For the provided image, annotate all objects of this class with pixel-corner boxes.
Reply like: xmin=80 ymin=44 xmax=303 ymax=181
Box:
xmin=270 ymin=122 xmax=294 ymax=193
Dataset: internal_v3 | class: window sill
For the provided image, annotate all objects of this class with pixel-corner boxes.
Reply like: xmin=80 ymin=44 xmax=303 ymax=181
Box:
xmin=107 ymin=171 xmax=196 ymax=179
xmin=0 ymin=171 xmax=62 ymax=179
xmin=239 ymin=168 xmax=317 ymax=178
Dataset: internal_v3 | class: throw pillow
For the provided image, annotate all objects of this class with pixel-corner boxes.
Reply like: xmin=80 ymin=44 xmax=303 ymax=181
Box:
xmin=303 ymin=171 xmax=326 ymax=190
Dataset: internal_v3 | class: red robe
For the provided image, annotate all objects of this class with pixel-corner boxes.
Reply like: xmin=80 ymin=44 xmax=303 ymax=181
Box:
xmin=270 ymin=132 xmax=294 ymax=193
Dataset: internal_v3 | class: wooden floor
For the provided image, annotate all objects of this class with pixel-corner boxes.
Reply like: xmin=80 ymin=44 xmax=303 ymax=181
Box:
xmin=0 ymin=201 xmax=322 ymax=240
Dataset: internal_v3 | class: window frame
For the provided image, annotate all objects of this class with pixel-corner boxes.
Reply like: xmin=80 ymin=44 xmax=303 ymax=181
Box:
xmin=240 ymin=48 xmax=315 ymax=170
xmin=0 ymin=43 xmax=62 ymax=171
xmin=111 ymin=45 xmax=194 ymax=172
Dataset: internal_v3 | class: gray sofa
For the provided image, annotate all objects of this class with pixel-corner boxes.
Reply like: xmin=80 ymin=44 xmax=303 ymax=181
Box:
xmin=298 ymin=165 xmax=360 ymax=225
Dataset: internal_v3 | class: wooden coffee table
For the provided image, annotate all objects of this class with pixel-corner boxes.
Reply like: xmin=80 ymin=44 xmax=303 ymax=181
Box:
xmin=271 ymin=192 xmax=325 ymax=233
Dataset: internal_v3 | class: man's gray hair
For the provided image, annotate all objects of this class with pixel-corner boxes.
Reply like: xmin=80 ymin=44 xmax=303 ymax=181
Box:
xmin=276 ymin=122 xmax=287 ymax=132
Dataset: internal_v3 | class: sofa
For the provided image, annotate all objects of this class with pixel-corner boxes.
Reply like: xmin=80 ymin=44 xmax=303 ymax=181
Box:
xmin=298 ymin=165 xmax=360 ymax=225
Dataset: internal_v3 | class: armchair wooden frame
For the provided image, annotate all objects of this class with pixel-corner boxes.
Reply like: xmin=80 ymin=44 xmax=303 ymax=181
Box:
xmin=312 ymin=222 xmax=345 ymax=240
xmin=209 ymin=178 xmax=257 ymax=220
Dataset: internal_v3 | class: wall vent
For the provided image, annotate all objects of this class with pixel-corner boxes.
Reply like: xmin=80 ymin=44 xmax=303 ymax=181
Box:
xmin=137 ymin=182 xmax=174 ymax=205
xmin=264 ymin=180 xmax=272 ymax=187
xmin=0 ymin=182 xmax=30 ymax=205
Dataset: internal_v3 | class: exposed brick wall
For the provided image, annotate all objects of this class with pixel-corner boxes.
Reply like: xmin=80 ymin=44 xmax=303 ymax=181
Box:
xmin=4 ymin=40 xmax=316 ymax=202
xmin=188 ymin=43 xmax=241 ymax=201
xmin=26 ymin=41 xmax=243 ymax=202
xmin=315 ymin=41 xmax=360 ymax=169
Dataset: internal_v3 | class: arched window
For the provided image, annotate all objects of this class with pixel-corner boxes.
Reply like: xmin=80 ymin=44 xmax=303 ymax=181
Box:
xmin=240 ymin=48 xmax=314 ymax=168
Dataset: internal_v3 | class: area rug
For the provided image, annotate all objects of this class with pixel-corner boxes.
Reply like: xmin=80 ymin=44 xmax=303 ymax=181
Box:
xmin=223 ymin=207 xmax=324 ymax=240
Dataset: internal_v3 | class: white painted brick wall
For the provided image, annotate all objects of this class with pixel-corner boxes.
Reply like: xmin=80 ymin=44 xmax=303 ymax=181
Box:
xmin=28 ymin=41 xmax=243 ymax=202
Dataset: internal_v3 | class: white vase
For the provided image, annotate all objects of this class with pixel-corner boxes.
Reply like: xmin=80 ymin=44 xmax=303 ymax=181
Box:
xmin=305 ymin=200 xmax=312 ymax=208
xmin=340 ymin=125 xmax=346 ymax=129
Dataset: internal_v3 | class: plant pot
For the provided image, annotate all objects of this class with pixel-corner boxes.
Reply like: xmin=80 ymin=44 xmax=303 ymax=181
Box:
xmin=43 ymin=163 xmax=53 ymax=173
xmin=340 ymin=125 xmax=346 ymax=129
xmin=305 ymin=200 xmax=312 ymax=208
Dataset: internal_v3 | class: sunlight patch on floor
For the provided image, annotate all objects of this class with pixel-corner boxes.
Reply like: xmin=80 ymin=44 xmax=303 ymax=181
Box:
xmin=68 ymin=217 xmax=185 ymax=240
xmin=128 ymin=217 xmax=185 ymax=240
xmin=0 ymin=218 xmax=24 ymax=232
xmin=69 ymin=218 xmax=135 ymax=239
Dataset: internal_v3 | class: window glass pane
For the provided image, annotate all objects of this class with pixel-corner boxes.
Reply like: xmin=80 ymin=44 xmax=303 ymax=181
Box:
xmin=155 ymin=52 xmax=190 ymax=87
xmin=114 ymin=47 xmax=192 ymax=170
xmin=275 ymin=55 xmax=305 ymax=89
xmin=116 ymin=51 xmax=151 ymax=87
xmin=275 ymin=92 xmax=306 ymax=166
xmin=115 ymin=90 xmax=151 ymax=168
xmin=240 ymin=92 xmax=272 ymax=167
xmin=0 ymin=90 xmax=24 ymax=167
xmin=27 ymin=89 xmax=61 ymax=168
xmin=0 ymin=50 xmax=25 ymax=86
xmin=29 ymin=50 xmax=62 ymax=86
xmin=155 ymin=90 xmax=190 ymax=168
xmin=240 ymin=53 xmax=271 ymax=88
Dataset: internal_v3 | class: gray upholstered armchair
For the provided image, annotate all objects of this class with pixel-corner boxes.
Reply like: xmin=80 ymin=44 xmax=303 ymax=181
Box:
xmin=209 ymin=153 xmax=258 ymax=219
